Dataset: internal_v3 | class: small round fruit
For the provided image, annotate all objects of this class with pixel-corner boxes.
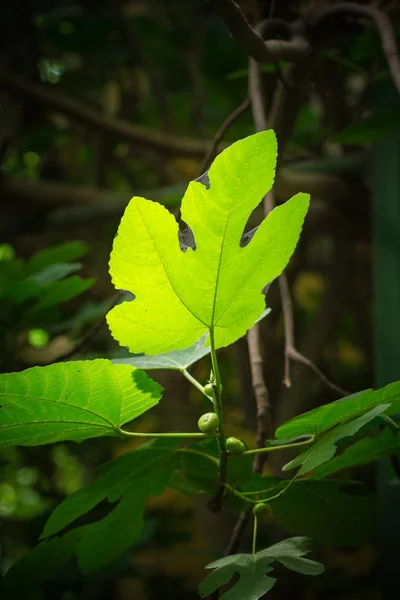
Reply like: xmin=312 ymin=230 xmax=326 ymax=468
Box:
xmin=226 ymin=437 xmax=246 ymax=455
xmin=198 ymin=412 xmax=220 ymax=434
xmin=253 ymin=502 xmax=269 ymax=517
xmin=203 ymin=383 xmax=215 ymax=399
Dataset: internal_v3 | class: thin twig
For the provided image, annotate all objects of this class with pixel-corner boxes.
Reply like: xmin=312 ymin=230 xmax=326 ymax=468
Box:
xmin=312 ymin=2 xmax=400 ymax=96
xmin=279 ymin=273 xmax=349 ymax=396
xmin=198 ymin=98 xmax=250 ymax=175
xmin=211 ymin=0 xmax=311 ymax=63
xmin=224 ymin=508 xmax=252 ymax=556
xmin=249 ymin=39 xmax=348 ymax=397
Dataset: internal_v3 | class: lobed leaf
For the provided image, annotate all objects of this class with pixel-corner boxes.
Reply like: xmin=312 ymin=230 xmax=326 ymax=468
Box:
xmin=41 ymin=438 xmax=178 ymax=538
xmin=199 ymin=537 xmax=323 ymax=600
xmin=107 ymin=130 xmax=309 ymax=355
xmin=275 ymin=383 xmax=400 ymax=440
xmin=282 ymin=403 xmax=390 ymax=474
xmin=0 ymin=359 xmax=162 ymax=447
xmin=312 ymin=428 xmax=400 ymax=478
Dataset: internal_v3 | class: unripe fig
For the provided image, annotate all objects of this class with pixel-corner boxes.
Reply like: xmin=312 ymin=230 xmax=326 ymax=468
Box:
xmin=203 ymin=383 xmax=215 ymax=399
xmin=198 ymin=412 xmax=220 ymax=434
xmin=253 ymin=502 xmax=269 ymax=517
xmin=226 ymin=436 xmax=246 ymax=455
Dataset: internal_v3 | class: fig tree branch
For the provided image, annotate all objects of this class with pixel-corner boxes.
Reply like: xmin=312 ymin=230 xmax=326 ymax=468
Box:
xmin=210 ymin=0 xmax=311 ymax=63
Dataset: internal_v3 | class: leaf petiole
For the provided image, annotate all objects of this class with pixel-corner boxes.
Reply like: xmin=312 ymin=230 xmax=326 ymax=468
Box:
xmin=119 ymin=429 xmax=211 ymax=440
xmin=252 ymin=514 xmax=258 ymax=555
xmin=182 ymin=368 xmax=212 ymax=400
xmin=243 ymin=435 xmax=315 ymax=456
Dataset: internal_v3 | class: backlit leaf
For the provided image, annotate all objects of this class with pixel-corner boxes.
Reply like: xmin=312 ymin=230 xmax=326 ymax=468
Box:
xmin=107 ymin=131 xmax=309 ymax=355
xmin=0 ymin=360 xmax=161 ymax=447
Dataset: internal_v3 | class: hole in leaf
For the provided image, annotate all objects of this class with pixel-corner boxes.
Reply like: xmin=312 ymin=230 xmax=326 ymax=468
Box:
xmin=194 ymin=171 xmax=210 ymax=190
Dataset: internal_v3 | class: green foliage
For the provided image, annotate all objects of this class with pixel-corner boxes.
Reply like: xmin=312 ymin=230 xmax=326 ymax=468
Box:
xmin=3 ymin=131 xmax=400 ymax=597
xmin=107 ymin=130 xmax=309 ymax=354
xmin=270 ymin=481 xmax=373 ymax=547
xmin=333 ymin=106 xmax=400 ymax=145
xmin=0 ymin=242 xmax=93 ymax=349
xmin=199 ymin=537 xmax=324 ymax=600
xmin=240 ymin=475 xmax=373 ymax=546
xmin=0 ymin=360 xmax=161 ymax=447
xmin=312 ymin=428 xmax=400 ymax=478
xmin=275 ymin=384 xmax=400 ymax=439
xmin=282 ymin=404 xmax=390 ymax=474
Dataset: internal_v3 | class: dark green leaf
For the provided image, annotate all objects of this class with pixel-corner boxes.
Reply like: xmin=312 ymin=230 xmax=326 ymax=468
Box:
xmin=29 ymin=262 xmax=82 ymax=286
xmin=275 ymin=383 xmax=400 ymax=439
xmin=313 ymin=429 xmax=400 ymax=478
xmin=41 ymin=439 xmax=178 ymax=538
xmin=283 ymin=404 xmax=390 ymax=474
xmin=27 ymin=241 xmax=89 ymax=274
xmin=1 ymin=528 xmax=84 ymax=600
xmin=31 ymin=275 xmax=94 ymax=311
xmin=270 ymin=481 xmax=373 ymax=546
xmin=199 ymin=537 xmax=323 ymax=600
xmin=76 ymin=493 xmax=146 ymax=573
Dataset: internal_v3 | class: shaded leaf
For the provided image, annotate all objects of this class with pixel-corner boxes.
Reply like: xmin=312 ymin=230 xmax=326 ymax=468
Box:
xmin=29 ymin=262 xmax=82 ymax=286
xmin=199 ymin=537 xmax=323 ymax=600
xmin=113 ymin=333 xmax=211 ymax=370
xmin=283 ymin=404 xmax=390 ymax=474
xmin=313 ymin=429 xmax=400 ymax=478
xmin=107 ymin=131 xmax=309 ymax=355
xmin=76 ymin=493 xmax=146 ymax=573
xmin=41 ymin=439 xmax=178 ymax=538
xmin=270 ymin=480 xmax=373 ymax=546
xmin=0 ymin=528 xmax=84 ymax=600
xmin=0 ymin=359 xmax=162 ymax=447
xmin=275 ymin=383 xmax=400 ymax=440
xmin=27 ymin=241 xmax=89 ymax=274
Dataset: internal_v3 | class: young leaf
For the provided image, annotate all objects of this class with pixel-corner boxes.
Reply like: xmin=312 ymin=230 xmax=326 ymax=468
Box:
xmin=283 ymin=403 xmax=390 ymax=474
xmin=107 ymin=130 xmax=309 ymax=355
xmin=199 ymin=537 xmax=323 ymax=600
xmin=0 ymin=359 xmax=162 ymax=447
xmin=41 ymin=439 xmax=178 ymax=538
xmin=275 ymin=382 xmax=400 ymax=440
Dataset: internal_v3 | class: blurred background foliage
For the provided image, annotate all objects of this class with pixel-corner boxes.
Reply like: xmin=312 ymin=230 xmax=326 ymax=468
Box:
xmin=1 ymin=0 xmax=400 ymax=598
